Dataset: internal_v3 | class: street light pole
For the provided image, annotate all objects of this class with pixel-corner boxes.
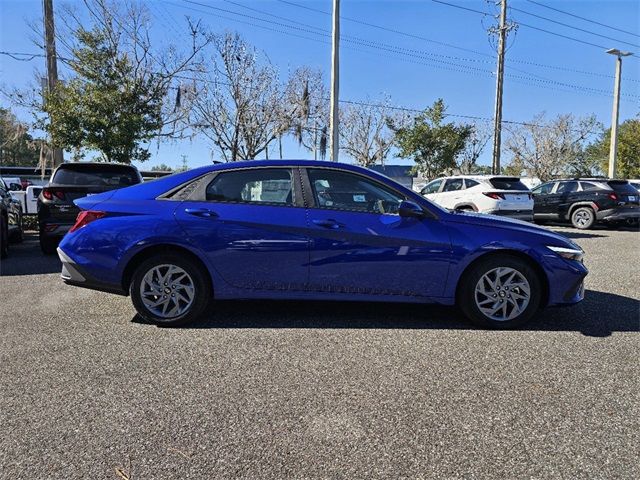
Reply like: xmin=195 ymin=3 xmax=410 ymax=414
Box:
xmin=329 ymin=0 xmax=340 ymax=161
xmin=606 ymin=48 xmax=632 ymax=179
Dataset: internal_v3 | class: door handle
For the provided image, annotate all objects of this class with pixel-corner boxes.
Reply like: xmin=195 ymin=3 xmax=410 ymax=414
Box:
xmin=184 ymin=207 xmax=218 ymax=218
xmin=312 ymin=218 xmax=343 ymax=229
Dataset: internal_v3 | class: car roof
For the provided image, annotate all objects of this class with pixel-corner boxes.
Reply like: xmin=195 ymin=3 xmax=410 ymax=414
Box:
xmin=55 ymin=162 xmax=140 ymax=171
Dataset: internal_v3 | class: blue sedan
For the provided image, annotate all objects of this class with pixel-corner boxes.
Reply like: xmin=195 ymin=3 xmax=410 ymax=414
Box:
xmin=57 ymin=160 xmax=587 ymax=328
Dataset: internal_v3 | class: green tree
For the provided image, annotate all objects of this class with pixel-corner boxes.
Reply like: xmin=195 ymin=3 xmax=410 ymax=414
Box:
xmin=587 ymin=118 xmax=640 ymax=178
xmin=390 ymin=99 xmax=472 ymax=179
xmin=44 ymin=27 xmax=164 ymax=164
xmin=150 ymin=163 xmax=173 ymax=172
xmin=0 ymin=107 xmax=40 ymax=166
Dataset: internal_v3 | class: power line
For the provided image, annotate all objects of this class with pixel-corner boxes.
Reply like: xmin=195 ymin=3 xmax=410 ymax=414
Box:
xmin=509 ymin=6 xmax=640 ymax=49
xmin=431 ymin=0 xmax=611 ymax=50
xmin=277 ymin=0 xmax=636 ymax=81
xmin=526 ymin=0 xmax=640 ymax=38
xmin=0 ymin=51 xmax=45 ymax=61
xmin=178 ymin=0 xmax=637 ymax=99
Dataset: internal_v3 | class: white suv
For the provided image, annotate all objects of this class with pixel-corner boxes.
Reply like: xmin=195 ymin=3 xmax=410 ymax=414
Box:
xmin=420 ymin=175 xmax=534 ymax=221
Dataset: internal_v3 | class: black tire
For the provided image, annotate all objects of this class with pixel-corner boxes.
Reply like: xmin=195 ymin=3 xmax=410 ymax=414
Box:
xmin=458 ymin=255 xmax=543 ymax=329
xmin=39 ymin=235 xmax=58 ymax=255
xmin=129 ymin=254 xmax=211 ymax=327
xmin=0 ymin=217 xmax=8 ymax=259
xmin=570 ymin=206 xmax=595 ymax=230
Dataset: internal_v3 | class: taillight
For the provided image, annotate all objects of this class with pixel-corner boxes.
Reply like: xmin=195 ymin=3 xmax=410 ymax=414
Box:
xmin=69 ymin=210 xmax=106 ymax=233
xmin=483 ymin=192 xmax=505 ymax=200
xmin=42 ymin=189 xmax=53 ymax=200
xmin=54 ymin=190 xmax=65 ymax=200
xmin=42 ymin=188 xmax=65 ymax=201
xmin=608 ymin=193 xmax=619 ymax=201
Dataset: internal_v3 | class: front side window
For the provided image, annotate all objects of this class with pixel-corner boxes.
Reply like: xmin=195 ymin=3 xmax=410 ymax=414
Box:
xmin=206 ymin=168 xmax=294 ymax=205
xmin=443 ymin=178 xmax=464 ymax=192
xmin=421 ymin=179 xmax=443 ymax=195
xmin=307 ymin=169 xmax=405 ymax=214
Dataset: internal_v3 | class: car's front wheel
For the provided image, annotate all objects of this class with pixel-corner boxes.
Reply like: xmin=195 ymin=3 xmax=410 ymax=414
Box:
xmin=458 ymin=255 xmax=542 ymax=329
xmin=130 ymin=254 xmax=211 ymax=326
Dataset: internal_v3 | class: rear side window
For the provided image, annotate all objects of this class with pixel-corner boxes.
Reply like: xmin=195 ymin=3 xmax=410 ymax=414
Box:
xmin=489 ymin=177 xmax=529 ymax=191
xmin=607 ymin=181 xmax=637 ymax=194
xmin=421 ymin=179 xmax=442 ymax=194
xmin=580 ymin=182 xmax=602 ymax=191
xmin=557 ymin=181 xmax=579 ymax=193
xmin=53 ymin=165 xmax=140 ymax=187
xmin=464 ymin=179 xmax=480 ymax=188
xmin=443 ymin=178 xmax=464 ymax=192
xmin=206 ymin=168 xmax=294 ymax=205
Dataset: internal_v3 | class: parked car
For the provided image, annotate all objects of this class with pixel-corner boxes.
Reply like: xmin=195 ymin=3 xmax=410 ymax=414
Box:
xmin=10 ymin=185 xmax=42 ymax=216
xmin=531 ymin=178 xmax=640 ymax=229
xmin=1 ymin=180 xmax=24 ymax=258
xmin=420 ymin=175 xmax=533 ymax=221
xmin=38 ymin=162 xmax=143 ymax=254
xmin=0 ymin=176 xmax=23 ymax=191
xmin=628 ymin=179 xmax=640 ymax=192
xmin=58 ymin=160 xmax=588 ymax=329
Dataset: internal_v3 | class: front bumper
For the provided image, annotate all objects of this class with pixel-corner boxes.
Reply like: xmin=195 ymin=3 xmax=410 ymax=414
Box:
xmin=58 ymin=247 xmax=127 ymax=296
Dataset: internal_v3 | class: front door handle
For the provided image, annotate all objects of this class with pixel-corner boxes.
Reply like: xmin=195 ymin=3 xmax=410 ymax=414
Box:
xmin=312 ymin=218 xmax=343 ymax=229
xmin=184 ymin=207 xmax=218 ymax=218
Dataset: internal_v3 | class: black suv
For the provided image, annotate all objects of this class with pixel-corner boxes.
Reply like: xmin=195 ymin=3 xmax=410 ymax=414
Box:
xmin=532 ymin=178 xmax=640 ymax=229
xmin=38 ymin=163 xmax=142 ymax=254
xmin=0 ymin=179 xmax=24 ymax=259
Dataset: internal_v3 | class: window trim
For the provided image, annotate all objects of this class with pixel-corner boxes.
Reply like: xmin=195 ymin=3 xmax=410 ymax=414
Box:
xmin=421 ymin=178 xmax=444 ymax=195
xmin=301 ymin=166 xmax=416 ymax=216
xmin=160 ymin=166 xmax=305 ymax=208
xmin=443 ymin=178 xmax=464 ymax=193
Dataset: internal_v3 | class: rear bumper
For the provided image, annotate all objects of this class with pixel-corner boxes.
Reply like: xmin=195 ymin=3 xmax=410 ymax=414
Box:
xmin=597 ymin=207 xmax=640 ymax=222
xmin=57 ymin=247 xmax=127 ymax=296
xmin=40 ymin=223 xmax=72 ymax=238
xmin=485 ymin=209 xmax=534 ymax=222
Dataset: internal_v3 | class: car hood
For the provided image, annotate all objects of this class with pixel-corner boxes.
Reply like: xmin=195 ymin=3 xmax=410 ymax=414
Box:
xmin=444 ymin=211 xmax=581 ymax=249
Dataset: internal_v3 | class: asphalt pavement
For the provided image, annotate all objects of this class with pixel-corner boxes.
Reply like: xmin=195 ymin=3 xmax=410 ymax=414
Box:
xmin=0 ymin=226 xmax=638 ymax=479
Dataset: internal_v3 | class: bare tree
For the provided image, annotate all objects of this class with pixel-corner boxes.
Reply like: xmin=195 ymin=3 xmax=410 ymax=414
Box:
xmin=458 ymin=122 xmax=491 ymax=174
xmin=504 ymin=113 xmax=602 ymax=181
xmin=283 ymin=67 xmax=328 ymax=160
xmin=189 ymin=33 xmax=285 ymax=162
xmin=339 ymin=97 xmax=406 ymax=167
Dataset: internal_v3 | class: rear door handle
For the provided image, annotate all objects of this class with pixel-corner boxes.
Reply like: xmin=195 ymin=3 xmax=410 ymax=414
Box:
xmin=312 ymin=218 xmax=343 ymax=229
xmin=184 ymin=207 xmax=218 ymax=218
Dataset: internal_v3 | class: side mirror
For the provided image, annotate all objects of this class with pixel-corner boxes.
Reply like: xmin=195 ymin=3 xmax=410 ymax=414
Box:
xmin=398 ymin=200 xmax=426 ymax=218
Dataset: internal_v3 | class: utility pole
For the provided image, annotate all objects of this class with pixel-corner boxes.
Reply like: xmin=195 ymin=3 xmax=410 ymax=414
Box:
xmin=606 ymin=48 xmax=633 ymax=178
xmin=329 ymin=0 xmax=340 ymax=162
xmin=491 ymin=0 xmax=507 ymax=175
xmin=43 ymin=0 xmax=64 ymax=167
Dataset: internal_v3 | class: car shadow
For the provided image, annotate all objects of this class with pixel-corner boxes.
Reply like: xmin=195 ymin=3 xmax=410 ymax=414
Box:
xmin=551 ymin=231 xmax=607 ymax=240
xmin=132 ymin=289 xmax=639 ymax=338
xmin=0 ymin=232 xmax=61 ymax=276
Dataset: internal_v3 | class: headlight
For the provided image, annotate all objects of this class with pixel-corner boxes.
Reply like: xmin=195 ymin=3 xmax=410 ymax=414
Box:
xmin=547 ymin=245 xmax=584 ymax=262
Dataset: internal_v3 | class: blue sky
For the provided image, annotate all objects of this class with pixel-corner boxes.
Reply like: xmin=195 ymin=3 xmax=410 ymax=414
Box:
xmin=1 ymin=0 xmax=639 ymax=171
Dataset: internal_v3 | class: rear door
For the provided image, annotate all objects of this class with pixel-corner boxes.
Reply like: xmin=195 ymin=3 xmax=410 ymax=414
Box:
xmin=438 ymin=178 xmax=465 ymax=209
xmin=302 ymin=167 xmax=451 ymax=298
xmin=175 ymin=167 xmax=310 ymax=291
xmin=487 ymin=177 xmax=532 ymax=212
xmin=555 ymin=181 xmax=579 ymax=219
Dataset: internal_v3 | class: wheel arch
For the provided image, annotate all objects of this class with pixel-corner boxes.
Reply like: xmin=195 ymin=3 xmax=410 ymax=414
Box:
xmin=454 ymin=249 xmax=550 ymax=308
xmin=567 ymin=202 xmax=597 ymax=218
xmin=121 ymin=244 xmax=213 ymax=296
xmin=453 ymin=202 xmax=478 ymax=212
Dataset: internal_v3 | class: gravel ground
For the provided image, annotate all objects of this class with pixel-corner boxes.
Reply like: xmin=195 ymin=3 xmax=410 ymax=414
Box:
xmin=0 ymin=226 xmax=638 ymax=479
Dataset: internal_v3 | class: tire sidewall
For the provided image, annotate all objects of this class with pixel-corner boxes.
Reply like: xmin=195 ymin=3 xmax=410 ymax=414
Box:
xmin=571 ymin=207 xmax=595 ymax=230
xmin=130 ymin=254 xmax=211 ymax=327
xmin=459 ymin=255 xmax=542 ymax=329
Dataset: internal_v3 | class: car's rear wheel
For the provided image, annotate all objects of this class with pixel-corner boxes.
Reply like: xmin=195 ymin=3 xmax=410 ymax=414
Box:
xmin=571 ymin=207 xmax=595 ymax=229
xmin=0 ymin=217 xmax=8 ymax=259
xmin=130 ymin=254 xmax=211 ymax=327
xmin=458 ymin=255 xmax=542 ymax=329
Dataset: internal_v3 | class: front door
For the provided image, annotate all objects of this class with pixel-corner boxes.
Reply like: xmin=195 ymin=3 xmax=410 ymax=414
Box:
xmin=302 ymin=168 xmax=451 ymax=298
xmin=175 ymin=167 xmax=309 ymax=291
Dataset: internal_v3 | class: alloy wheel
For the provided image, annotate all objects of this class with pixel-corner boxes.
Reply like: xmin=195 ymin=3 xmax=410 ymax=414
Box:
xmin=573 ymin=210 xmax=592 ymax=228
xmin=139 ymin=264 xmax=195 ymax=319
xmin=474 ymin=267 xmax=531 ymax=322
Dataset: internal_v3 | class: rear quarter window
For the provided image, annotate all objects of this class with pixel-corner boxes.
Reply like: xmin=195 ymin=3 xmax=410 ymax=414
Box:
xmin=489 ymin=178 xmax=529 ymax=190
